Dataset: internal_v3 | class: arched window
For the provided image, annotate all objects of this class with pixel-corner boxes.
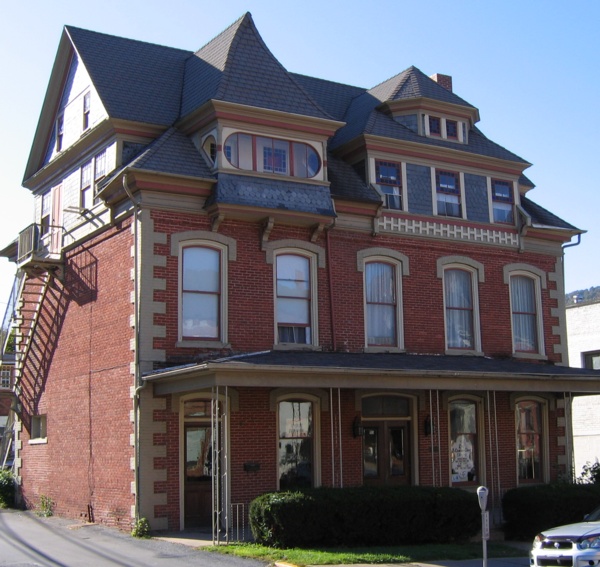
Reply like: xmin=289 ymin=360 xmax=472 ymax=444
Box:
xmin=182 ymin=246 xmax=221 ymax=340
xmin=365 ymin=262 xmax=397 ymax=347
xmin=276 ymin=254 xmax=312 ymax=344
xmin=449 ymin=399 xmax=478 ymax=485
xmin=510 ymin=275 xmax=539 ymax=353
xmin=444 ymin=269 xmax=474 ymax=350
xmin=278 ymin=399 xmax=315 ymax=490
xmin=515 ymin=399 xmax=544 ymax=483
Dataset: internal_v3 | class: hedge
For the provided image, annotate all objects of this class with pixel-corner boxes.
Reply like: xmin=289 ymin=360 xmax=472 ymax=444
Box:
xmin=0 ymin=470 xmax=15 ymax=508
xmin=503 ymin=484 xmax=600 ymax=540
xmin=250 ymin=485 xmax=480 ymax=548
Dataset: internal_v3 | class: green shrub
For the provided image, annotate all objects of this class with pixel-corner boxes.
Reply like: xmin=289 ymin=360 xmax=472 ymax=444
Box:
xmin=0 ymin=470 xmax=15 ymax=508
xmin=503 ymin=484 xmax=600 ymax=540
xmin=36 ymin=494 xmax=54 ymax=517
xmin=250 ymin=486 xmax=480 ymax=548
xmin=131 ymin=517 xmax=151 ymax=538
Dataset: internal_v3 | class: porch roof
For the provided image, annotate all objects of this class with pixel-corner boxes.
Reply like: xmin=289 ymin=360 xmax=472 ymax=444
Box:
xmin=144 ymin=350 xmax=600 ymax=396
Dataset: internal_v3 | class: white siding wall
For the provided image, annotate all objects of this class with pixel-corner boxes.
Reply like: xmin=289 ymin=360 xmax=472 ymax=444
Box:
xmin=567 ymin=301 xmax=600 ymax=476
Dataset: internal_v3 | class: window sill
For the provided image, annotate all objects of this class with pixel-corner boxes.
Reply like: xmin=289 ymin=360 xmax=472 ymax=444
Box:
xmin=29 ymin=438 xmax=48 ymax=445
xmin=364 ymin=346 xmax=405 ymax=354
xmin=273 ymin=343 xmax=321 ymax=352
xmin=176 ymin=340 xmax=230 ymax=349
xmin=445 ymin=349 xmax=484 ymax=357
xmin=513 ymin=352 xmax=547 ymax=361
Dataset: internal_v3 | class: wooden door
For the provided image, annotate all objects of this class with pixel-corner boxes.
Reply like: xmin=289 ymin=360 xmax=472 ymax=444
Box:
xmin=184 ymin=424 xmax=214 ymax=527
xmin=363 ymin=421 xmax=411 ymax=486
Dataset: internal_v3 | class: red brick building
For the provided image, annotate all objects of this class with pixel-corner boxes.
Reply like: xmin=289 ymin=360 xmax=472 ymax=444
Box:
xmin=2 ymin=13 xmax=599 ymax=534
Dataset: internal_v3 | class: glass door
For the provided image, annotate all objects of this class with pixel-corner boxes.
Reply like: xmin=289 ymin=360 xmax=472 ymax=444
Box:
xmin=363 ymin=421 xmax=410 ymax=486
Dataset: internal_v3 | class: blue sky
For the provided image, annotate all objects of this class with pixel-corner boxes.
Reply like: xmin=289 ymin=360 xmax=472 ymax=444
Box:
xmin=0 ymin=0 xmax=598 ymax=313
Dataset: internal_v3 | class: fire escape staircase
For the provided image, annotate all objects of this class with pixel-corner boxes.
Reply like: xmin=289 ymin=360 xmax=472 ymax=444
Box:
xmin=1 ymin=221 xmax=63 ymax=469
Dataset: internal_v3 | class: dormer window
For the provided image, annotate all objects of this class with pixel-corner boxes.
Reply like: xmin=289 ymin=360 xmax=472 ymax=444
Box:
xmin=429 ymin=116 xmax=441 ymax=136
xmin=436 ymin=170 xmax=462 ymax=218
xmin=425 ymin=115 xmax=464 ymax=143
xmin=224 ymin=133 xmax=320 ymax=179
xmin=491 ymin=179 xmax=514 ymax=224
xmin=375 ymin=160 xmax=403 ymax=210
xmin=202 ymin=134 xmax=217 ymax=166
xmin=446 ymin=120 xmax=458 ymax=139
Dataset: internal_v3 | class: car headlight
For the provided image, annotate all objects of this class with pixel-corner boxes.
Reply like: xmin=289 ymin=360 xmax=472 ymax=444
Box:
xmin=578 ymin=536 xmax=600 ymax=550
xmin=533 ymin=534 xmax=545 ymax=549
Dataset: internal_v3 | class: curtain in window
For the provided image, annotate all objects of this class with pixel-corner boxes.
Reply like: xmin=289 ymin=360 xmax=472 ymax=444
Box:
xmin=445 ymin=269 xmax=473 ymax=349
xmin=450 ymin=400 xmax=477 ymax=483
xmin=366 ymin=262 xmax=396 ymax=346
xmin=511 ymin=276 xmax=538 ymax=352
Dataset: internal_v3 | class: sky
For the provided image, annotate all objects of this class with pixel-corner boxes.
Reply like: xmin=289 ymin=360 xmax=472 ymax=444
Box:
xmin=0 ymin=0 xmax=598 ymax=314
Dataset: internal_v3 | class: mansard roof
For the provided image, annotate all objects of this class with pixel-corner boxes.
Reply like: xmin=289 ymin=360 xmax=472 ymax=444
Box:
xmin=206 ymin=173 xmax=336 ymax=218
xmin=520 ymin=195 xmax=580 ymax=231
xmin=181 ymin=13 xmax=332 ymax=120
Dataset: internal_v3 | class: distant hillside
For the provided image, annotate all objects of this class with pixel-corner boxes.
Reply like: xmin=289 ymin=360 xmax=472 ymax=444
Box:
xmin=566 ymin=286 xmax=600 ymax=306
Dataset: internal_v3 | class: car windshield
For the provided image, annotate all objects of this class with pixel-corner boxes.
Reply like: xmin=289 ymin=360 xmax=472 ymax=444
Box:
xmin=587 ymin=507 xmax=600 ymax=522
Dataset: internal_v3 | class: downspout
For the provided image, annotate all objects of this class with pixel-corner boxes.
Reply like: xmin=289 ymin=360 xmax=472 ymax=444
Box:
xmin=326 ymin=229 xmax=337 ymax=351
xmin=122 ymin=174 xmax=146 ymax=523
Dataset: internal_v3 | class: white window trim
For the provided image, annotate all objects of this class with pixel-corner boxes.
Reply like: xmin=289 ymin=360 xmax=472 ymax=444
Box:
xmin=504 ymin=266 xmax=546 ymax=359
xmin=29 ymin=414 xmax=48 ymax=445
xmin=171 ymin=231 xmax=237 ymax=348
xmin=446 ymin=394 xmax=485 ymax=486
xmin=512 ymin=395 xmax=550 ymax=485
xmin=370 ymin=158 xmax=408 ymax=212
xmin=437 ymin=256 xmax=484 ymax=355
xmin=275 ymin=392 xmax=321 ymax=490
xmin=265 ymin=241 xmax=324 ymax=350
xmin=357 ymin=248 xmax=409 ymax=352
xmin=487 ymin=178 xmax=517 ymax=224
xmin=431 ymin=168 xmax=467 ymax=220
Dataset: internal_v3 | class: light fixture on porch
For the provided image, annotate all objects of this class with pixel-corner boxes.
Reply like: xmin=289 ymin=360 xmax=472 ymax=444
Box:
xmin=352 ymin=416 xmax=364 ymax=438
xmin=424 ymin=415 xmax=434 ymax=436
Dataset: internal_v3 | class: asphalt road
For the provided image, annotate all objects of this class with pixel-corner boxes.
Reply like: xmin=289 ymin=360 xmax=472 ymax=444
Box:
xmin=0 ymin=509 xmax=266 ymax=567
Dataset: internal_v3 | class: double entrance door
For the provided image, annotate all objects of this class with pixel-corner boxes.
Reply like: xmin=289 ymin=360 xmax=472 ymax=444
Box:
xmin=363 ymin=421 xmax=411 ymax=486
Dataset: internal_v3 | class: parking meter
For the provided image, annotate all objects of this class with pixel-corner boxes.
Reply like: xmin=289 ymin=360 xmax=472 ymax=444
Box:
xmin=477 ymin=486 xmax=488 ymax=511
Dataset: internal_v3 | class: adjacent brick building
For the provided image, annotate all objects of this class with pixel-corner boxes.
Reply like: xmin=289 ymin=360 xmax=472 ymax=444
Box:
xmin=2 ymin=12 xmax=599 ymax=533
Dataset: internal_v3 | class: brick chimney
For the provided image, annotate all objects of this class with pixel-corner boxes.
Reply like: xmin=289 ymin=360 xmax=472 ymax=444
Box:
xmin=430 ymin=73 xmax=453 ymax=92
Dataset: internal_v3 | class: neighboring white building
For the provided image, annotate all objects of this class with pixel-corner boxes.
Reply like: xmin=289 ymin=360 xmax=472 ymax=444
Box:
xmin=567 ymin=299 xmax=600 ymax=476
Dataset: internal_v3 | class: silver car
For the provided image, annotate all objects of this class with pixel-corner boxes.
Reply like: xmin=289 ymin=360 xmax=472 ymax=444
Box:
xmin=531 ymin=506 xmax=600 ymax=567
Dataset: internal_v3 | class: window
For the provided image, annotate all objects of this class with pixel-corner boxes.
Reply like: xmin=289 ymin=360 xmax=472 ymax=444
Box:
xmin=41 ymin=191 xmax=52 ymax=236
xmin=202 ymin=135 xmax=217 ymax=166
xmin=375 ymin=161 xmax=402 ymax=210
xmin=516 ymin=400 xmax=544 ymax=482
xmin=492 ymin=180 xmax=514 ymax=224
xmin=365 ymin=262 xmax=397 ymax=346
xmin=278 ymin=399 xmax=314 ymax=490
xmin=584 ymin=351 xmax=600 ymax=370
xmin=450 ymin=400 xmax=477 ymax=484
xmin=436 ymin=170 xmax=461 ymax=217
xmin=80 ymin=161 xmax=92 ymax=209
xmin=82 ymin=92 xmax=91 ymax=130
xmin=56 ymin=114 xmax=64 ymax=151
xmin=31 ymin=415 xmax=47 ymax=441
xmin=94 ymin=149 xmax=107 ymax=180
xmin=182 ymin=246 xmax=221 ymax=340
xmin=429 ymin=116 xmax=441 ymax=136
xmin=446 ymin=120 xmax=458 ymax=139
xmin=224 ymin=133 xmax=320 ymax=178
xmin=276 ymin=254 xmax=312 ymax=344
xmin=0 ymin=367 xmax=11 ymax=389
xmin=444 ymin=269 xmax=475 ymax=350
xmin=510 ymin=275 xmax=539 ymax=353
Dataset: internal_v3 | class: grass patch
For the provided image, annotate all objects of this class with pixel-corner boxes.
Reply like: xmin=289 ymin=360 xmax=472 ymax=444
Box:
xmin=204 ymin=541 xmax=527 ymax=566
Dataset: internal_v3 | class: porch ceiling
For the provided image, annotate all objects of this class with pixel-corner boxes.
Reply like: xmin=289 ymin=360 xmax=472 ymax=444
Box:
xmin=144 ymin=351 xmax=600 ymax=396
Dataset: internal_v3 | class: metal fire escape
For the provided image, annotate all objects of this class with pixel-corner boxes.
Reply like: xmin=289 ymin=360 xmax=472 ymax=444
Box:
xmin=0 ymin=222 xmax=63 ymax=470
